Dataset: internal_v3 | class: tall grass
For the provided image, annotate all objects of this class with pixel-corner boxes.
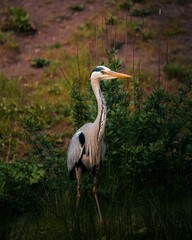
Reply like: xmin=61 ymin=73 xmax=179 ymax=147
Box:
xmin=3 ymin=186 xmax=191 ymax=240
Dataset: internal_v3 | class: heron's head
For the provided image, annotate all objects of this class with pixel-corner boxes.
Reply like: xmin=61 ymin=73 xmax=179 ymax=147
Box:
xmin=90 ymin=65 xmax=131 ymax=82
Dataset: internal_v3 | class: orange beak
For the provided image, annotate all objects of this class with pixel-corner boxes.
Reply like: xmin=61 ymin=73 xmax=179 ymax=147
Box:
xmin=105 ymin=70 xmax=132 ymax=79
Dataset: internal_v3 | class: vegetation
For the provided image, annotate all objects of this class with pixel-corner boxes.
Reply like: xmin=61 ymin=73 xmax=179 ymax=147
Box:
xmin=164 ymin=21 xmax=186 ymax=36
xmin=1 ymin=6 xmax=36 ymax=33
xmin=70 ymin=3 xmax=85 ymax=12
xmin=0 ymin=31 xmax=19 ymax=50
xmin=0 ymin=50 xmax=192 ymax=239
xmin=164 ymin=63 xmax=192 ymax=82
xmin=31 ymin=58 xmax=51 ymax=68
xmin=0 ymin=73 xmax=71 ymax=162
xmin=106 ymin=14 xmax=118 ymax=25
xmin=130 ymin=7 xmax=153 ymax=17
xmin=0 ymin=0 xmax=192 ymax=239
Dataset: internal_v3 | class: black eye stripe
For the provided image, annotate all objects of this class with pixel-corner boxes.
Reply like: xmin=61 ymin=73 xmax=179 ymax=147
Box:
xmin=92 ymin=66 xmax=104 ymax=73
xmin=90 ymin=66 xmax=105 ymax=80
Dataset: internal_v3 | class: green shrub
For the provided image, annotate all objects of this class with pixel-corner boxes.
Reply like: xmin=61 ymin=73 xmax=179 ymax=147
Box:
xmin=31 ymin=58 xmax=50 ymax=68
xmin=1 ymin=6 xmax=36 ymax=33
xmin=164 ymin=63 xmax=192 ymax=82
xmin=130 ymin=8 xmax=153 ymax=17
xmin=0 ymin=117 xmax=67 ymax=214
xmin=70 ymin=3 xmax=85 ymax=11
xmin=119 ymin=0 xmax=133 ymax=10
xmin=119 ymin=0 xmax=145 ymax=10
xmin=70 ymin=84 xmax=89 ymax=131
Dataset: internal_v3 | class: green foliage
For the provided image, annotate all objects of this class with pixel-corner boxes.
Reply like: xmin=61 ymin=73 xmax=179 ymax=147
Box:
xmin=123 ymin=84 xmax=192 ymax=184
xmin=0 ymin=74 xmax=23 ymax=161
xmin=164 ymin=21 xmax=186 ymax=36
xmin=119 ymin=0 xmax=134 ymax=10
xmin=31 ymin=58 xmax=50 ymax=68
xmin=127 ymin=21 xmax=143 ymax=37
xmin=74 ymin=22 xmax=102 ymax=41
xmin=70 ymin=3 xmax=85 ymax=11
xmin=99 ymin=50 xmax=131 ymax=169
xmin=119 ymin=0 xmax=145 ymax=10
xmin=1 ymin=6 xmax=36 ymax=33
xmin=0 ymin=49 xmax=192 ymax=239
xmin=0 ymin=73 xmax=23 ymax=103
xmin=141 ymin=29 xmax=155 ymax=41
xmin=130 ymin=8 xmax=153 ymax=17
xmin=0 ymin=31 xmax=19 ymax=50
xmin=0 ymin=73 xmax=71 ymax=161
xmin=70 ymin=84 xmax=89 ymax=131
xmin=106 ymin=14 xmax=118 ymax=25
xmin=164 ymin=63 xmax=192 ymax=82
xmin=46 ymin=43 xmax=62 ymax=50
xmin=0 ymin=117 xmax=67 ymax=214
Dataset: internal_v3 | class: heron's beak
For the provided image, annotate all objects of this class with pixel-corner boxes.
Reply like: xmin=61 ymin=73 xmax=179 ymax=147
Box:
xmin=105 ymin=70 xmax=132 ymax=79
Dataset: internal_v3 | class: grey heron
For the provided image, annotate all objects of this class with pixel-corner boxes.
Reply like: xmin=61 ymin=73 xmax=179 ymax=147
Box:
xmin=67 ymin=65 xmax=131 ymax=223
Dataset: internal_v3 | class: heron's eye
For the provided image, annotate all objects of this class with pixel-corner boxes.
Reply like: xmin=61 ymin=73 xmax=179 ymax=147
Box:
xmin=101 ymin=70 xmax=105 ymax=74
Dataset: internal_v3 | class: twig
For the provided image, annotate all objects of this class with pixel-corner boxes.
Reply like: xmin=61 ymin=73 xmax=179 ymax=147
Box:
xmin=95 ymin=16 xmax=98 ymax=64
xmin=57 ymin=65 xmax=72 ymax=89
xmin=6 ymin=134 xmax=12 ymax=163
xmin=158 ymin=8 xmax=162 ymax=88
xmin=76 ymin=46 xmax=81 ymax=90
xmin=165 ymin=39 xmax=169 ymax=91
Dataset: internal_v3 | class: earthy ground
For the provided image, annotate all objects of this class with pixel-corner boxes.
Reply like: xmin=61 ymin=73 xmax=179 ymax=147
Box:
xmin=0 ymin=0 xmax=107 ymax=80
xmin=0 ymin=0 xmax=192 ymax=88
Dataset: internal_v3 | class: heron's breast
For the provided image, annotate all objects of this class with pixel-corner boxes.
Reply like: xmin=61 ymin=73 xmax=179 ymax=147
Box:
xmin=81 ymin=141 xmax=102 ymax=170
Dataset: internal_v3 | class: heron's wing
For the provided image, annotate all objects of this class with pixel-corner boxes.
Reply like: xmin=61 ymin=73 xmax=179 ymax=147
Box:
xmin=67 ymin=130 xmax=85 ymax=172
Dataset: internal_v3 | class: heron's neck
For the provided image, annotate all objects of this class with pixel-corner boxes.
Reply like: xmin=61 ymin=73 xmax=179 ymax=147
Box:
xmin=91 ymin=80 xmax=107 ymax=141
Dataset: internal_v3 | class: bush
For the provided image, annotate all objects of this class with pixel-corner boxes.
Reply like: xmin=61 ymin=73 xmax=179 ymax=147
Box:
xmin=1 ymin=6 xmax=36 ymax=33
xmin=130 ymin=8 xmax=153 ymax=17
xmin=0 ymin=117 xmax=67 ymax=214
xmin=30 ymin=58 xmax=50 ymax=68
xmin=164 ymin=63 xmax=192 ymax=82
xmin=70 ymin=3 xmax=85 ymax=12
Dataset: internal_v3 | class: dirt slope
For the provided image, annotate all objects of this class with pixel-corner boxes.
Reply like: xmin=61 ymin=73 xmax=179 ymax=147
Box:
xmin=0 ymin=0 xmax=192 ymax=87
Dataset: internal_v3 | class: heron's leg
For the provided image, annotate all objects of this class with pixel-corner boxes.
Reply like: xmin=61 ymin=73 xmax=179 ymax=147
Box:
xmin=75 ymin=167 xmax=81 ymax=208
xmin=93 ymin=175 xmax=103 ymax=224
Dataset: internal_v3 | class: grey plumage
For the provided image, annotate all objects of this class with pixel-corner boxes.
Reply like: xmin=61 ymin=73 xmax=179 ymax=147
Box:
xmin=67 ymin=123 xmax=106 ymax=174
xmin=67 ymin=66 xmax=109 ymax=177
xmin=67 ymin=65 xmax=131 ymax=224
